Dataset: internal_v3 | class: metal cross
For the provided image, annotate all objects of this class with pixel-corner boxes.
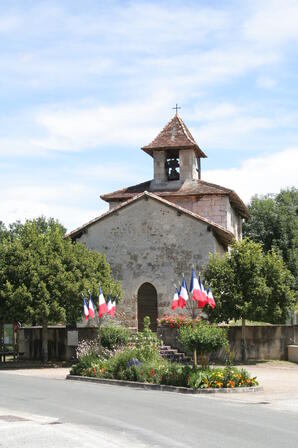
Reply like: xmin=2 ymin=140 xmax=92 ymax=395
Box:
xmin=172 ymin=103 xmax=181 ymax=115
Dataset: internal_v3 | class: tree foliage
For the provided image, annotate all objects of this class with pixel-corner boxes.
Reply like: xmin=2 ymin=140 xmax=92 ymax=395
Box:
xmin=204 ymin=239 xmax=295 ymax=324
xmin=0 ymin=217 xmax=121 ymax=326
xmin=178 ymin=322 xmax=228 ymax=357
xmin=243 ymin=188 xmax=298 ymax=290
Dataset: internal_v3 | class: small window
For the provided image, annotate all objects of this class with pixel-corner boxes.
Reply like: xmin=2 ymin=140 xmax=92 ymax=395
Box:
xmin=165 ymin=150 xmax=180 ymax=181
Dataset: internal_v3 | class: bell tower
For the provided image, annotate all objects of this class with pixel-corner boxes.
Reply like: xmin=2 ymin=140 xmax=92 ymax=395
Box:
xmin=141 ymin=113 xmax=207 ymax=189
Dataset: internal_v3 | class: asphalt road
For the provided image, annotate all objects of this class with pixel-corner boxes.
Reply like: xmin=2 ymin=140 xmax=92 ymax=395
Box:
xmin=0 ymin=371 xmax=298 ymax=448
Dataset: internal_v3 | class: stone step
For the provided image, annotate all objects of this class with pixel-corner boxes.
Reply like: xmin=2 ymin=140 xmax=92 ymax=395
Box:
xmin=158 ymin=342 xmax=191 ymax=364
xmin=159 ymin=349 xmax=178 ymax=355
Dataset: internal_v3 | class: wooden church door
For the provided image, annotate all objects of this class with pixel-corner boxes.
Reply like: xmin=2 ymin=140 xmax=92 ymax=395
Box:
xmin=137 ymin=283 xmax=158 ymax=332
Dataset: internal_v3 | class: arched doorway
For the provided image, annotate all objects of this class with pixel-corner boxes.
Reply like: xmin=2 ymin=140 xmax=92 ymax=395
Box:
xmin=137 ymin=283 xmax=158 ymax=332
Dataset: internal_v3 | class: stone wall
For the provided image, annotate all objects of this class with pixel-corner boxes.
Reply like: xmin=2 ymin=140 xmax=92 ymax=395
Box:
xmin=19 ymin=324 xmax=298 ymax=362
xmin=167 ymin=194 xmax=241 ymax=239
xmin=78 ymin=195 xmax=224 ymax=329
xmin=18 ymin=326 xmax=99 ymax=362
xmin=158 ymin=324 xmax=298 ymax=362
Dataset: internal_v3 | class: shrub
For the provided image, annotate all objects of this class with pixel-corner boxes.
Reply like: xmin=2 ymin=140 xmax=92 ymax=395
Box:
xmin=75 ymin=339 xmax=99 ymax=360
xmin=70 ymin=353 xmax=103 ymax=376
xmin=134 ymin=362 xmax=163 ymax=384
xmin=100 ymin=324 xmax=131 ymax=350
xmin=106 ymin=348 xmax=141 ymax=379
xmin=178 ymin=321 xmax=228 ymax=368
xmin=131 ymin=316 xmax=161 ymax=362
xmin=159 ymin=363 xmax=192 ymax=387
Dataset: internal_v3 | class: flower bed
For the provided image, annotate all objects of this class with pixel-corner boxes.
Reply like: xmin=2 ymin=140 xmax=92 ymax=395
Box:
xmin=70 ymin=319 xmax=258 ymax=391
xmin=76 ymin=361 xmax=258 ymax=390
xmin=157 ymin=315 xmax=199 ymax=329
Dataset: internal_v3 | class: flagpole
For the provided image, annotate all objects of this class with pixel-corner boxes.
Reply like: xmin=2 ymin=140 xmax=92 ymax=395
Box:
xmin=97 ymin=282 xmax=103 ymax=355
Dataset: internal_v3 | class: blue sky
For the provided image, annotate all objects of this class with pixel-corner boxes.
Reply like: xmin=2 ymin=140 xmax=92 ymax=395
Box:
xmin=1 ymin=0 xmax=298 ymax=231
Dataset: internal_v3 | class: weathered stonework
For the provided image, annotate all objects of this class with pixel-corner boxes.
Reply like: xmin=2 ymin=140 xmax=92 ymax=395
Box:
xmin=68 ymin=114 xmax=248 ymax=330
xmin=77 ymin=196 xmax=222 ymax=328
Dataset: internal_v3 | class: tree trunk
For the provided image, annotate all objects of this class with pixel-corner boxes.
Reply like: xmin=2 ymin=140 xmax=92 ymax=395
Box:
xmin=97 ymin=317 xmax=102 ymax=356
xmin=42 ymin=318 xmax=48 ymax=363
xmin=0 ymin=320 xmax=4 ymax=364
xmin=241 ymin=318 xmax=247 ymax=363
xmin=193 ymin=349 xmax=197 ymax=368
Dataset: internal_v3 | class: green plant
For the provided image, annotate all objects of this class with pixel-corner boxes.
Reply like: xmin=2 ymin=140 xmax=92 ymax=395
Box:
xmin=188 ymin=367 xmax=258 ymax=389
xmin=106 ymin=348 xmax=141 ymax=379
xmin=131 ymin=316 xmax=161 ymax=362
xmin=159 ymin=363 xmax=192 ymax=387
xmin=70 ymin=353 xmax=103 ymax=376
xmin=100 ymin=324 xmax=131 ymax=350
xmin=178 ymin=321 xmax=228 ymax=368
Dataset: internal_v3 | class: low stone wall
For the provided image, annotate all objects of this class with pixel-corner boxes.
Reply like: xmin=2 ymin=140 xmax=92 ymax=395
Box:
xmin=17 ymin=324 xmax=298 ymax=362
xmin=288 ymin=345 xmax=298 ymax=363
xmin=157 ymin=324 xmax=298 ymax=362
xmin=19 ymin=326 xmax=99 ymax=361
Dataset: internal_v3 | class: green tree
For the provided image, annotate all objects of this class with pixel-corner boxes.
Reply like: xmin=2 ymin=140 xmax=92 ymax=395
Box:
xmin=178 ymin=322 xmax=228 ymax=368
xmin=243 ymin=188 xmax=298 ymax=290
xmin=0 ymin=217 xmax=121 ymax=362
xmin=204 ymin=239 xmax=295 ymax=361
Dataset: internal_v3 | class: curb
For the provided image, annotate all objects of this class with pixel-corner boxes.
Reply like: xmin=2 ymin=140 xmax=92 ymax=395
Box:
xmin=66 ymin=375 xmax=262 ymax=394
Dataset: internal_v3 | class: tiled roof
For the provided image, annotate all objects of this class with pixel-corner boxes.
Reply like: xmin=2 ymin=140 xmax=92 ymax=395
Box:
xmin=66 ymin=191 xmax=234 ymax=246
xmin=142 ymin=115 xmax=207 ymax=158
xmin=100 ymin=179 xmax=250 ymax=218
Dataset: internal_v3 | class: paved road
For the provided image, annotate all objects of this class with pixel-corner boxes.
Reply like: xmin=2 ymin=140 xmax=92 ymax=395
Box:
xmin=0 ymin=369 xmax=298 ymax=448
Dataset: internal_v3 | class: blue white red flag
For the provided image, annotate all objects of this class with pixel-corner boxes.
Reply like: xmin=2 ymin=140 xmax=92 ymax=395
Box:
xmin=178 ymin=277 xmax=189 ymax=308
xmin=190 ymin=268 xmax=203 ymax=303
xmin=88 ymin=293 xmax=95 ymax=318
xmin=107 ymin=298 xmax=116 ymax=317
xmin=111 ymin=301 xmax=116 ymax=316
xmin=171 ymin=288 xmax=179 ymax=310
xmin=207 ymin=288 xmax=216 ymax=309
xmin=83 ymin=297 xmax=89 ymax=321
xmin=198 ymin=274 xmax=208 ymax=308
xmin=98 ymin=287 xmax=108 ymax=318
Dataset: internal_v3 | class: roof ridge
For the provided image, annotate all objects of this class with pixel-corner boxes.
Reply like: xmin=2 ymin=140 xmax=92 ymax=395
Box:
xmin=176 ymin=115 xmax=196 ymax=145
xmin=66 ymin=190 xmax=234 ymax=245
xmin=198 ymin=178 xmax=232 ymax=193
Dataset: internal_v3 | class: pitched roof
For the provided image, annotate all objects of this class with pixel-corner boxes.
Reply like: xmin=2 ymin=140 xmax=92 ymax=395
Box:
xmin=100 ymin=179 xmax=250 ymax=219
xmin=66 ymin=191 xmax=234 ymax=246
xmin=142 ymin=114 xmax=207 ymax=158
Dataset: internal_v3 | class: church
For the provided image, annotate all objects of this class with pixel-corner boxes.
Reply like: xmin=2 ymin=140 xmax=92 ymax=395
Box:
xmin=67 ymin=113 xmax=249 ymax=330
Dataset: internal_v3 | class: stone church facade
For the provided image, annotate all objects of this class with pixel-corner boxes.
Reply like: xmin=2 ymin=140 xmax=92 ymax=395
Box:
xmin=67 ymin=114 xmax=249 ymax=330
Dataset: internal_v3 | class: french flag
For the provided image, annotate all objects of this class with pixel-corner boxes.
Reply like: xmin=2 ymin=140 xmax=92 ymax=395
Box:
xmin=198 ymin=274 xmax=208 ymax=308
xmin=111 ymin=301 xmax=116 ymax=316
xmin=207 ymin=288 xmax=216 ymax=309
xmin=98 ymin=287 xmax=108 ymax=318
xmin=190 ymin=268 xmax=203 ymax=303
xmin=178 ymin=277 xmax=189 ymax=308
xmin=171 ymin=288 xmax=179 ymax=310
xmin=83 ymin=297 xmax=89 ymax=321
xmin=107 ymin=297 xmax=116 ymax=317
xmin=88 ymin=293 xmax=95 ymax=318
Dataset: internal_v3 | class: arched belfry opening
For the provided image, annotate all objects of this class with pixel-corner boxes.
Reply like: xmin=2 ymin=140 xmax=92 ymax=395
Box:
xmin=137 ymin=283 xmax=158 ymax=332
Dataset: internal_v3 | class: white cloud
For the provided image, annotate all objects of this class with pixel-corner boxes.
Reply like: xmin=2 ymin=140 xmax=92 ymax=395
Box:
xmin=76 ymin=164 xmax=146 ymax=183
xmin=0 ymin=15 xmax=22 ymax=33
xmin=256 ymin=76 xmax=277 ymax=89
xmin=244 ymin=0 xmax=298 ymax=45
xmin=0 ymin=182 xmax=102 ymax=231
xmin=33 ymin=93 xmax=175 ymax=151
xmin=203 ymin=148 xmax=298 ymax=202
xmin=187 ymin=101 xmax=275 ymax=149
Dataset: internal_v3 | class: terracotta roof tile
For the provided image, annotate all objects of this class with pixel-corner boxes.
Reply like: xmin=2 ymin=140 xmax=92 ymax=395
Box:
xmin=100 ymin=179 xmax=250 ymax=219
xmin=142 ymin=115 xmax=207 ymax=158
